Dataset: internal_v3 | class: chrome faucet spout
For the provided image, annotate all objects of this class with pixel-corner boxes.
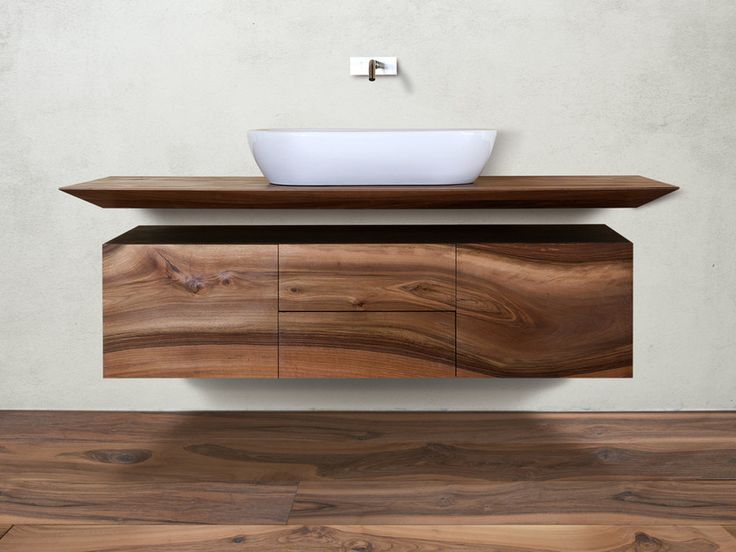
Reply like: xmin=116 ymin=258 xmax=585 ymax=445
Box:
xmin=368 ymin=59 xmax=384 ymax=81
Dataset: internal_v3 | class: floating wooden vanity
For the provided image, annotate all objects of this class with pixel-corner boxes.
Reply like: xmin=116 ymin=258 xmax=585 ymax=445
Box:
xmin=103 ymin=225 xmax=632 ymax=378
xmin=61 ymin=174 xmax=676 ymax=378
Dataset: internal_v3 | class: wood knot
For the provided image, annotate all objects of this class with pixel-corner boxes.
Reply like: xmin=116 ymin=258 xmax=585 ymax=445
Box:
xmin=218 ymin=272 xmax=234 ymax=285
xmin=231 ymin=535 xmax=245 ymax=544
xmin=595 ymin=447 xmax=629 ymax=463
xmin=299 ymin=526 xmax=330 ymax=539
xmin=408 ymin=283 xmax=430 ymax=293
xmin=634 ymin=532 xmax=664 ymax=550
xmin=184 ymin=276 xmax=204 ymax=294
xmin=613 ymin=490 xmax=638 ymax=502
xmin=84 ymin=449 xmax=153 ymax=464
xmin=346 ymin=540 xmax=373 ymax=552
xmin=157 ymin=252 xmax=207 ymax=294
xmin=438 ymin=494 xmax=456 ymax=507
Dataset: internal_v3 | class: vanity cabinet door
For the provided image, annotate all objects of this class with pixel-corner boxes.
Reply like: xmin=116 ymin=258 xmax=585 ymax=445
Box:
xmin=279 ymin=244 xmax=455 ymax=311
xmin=456 ymin=243 xmax=632 ymax=378
xmin=279 ymin=312 xmax=456 ymax=378
xmin=103 ymin=244 xmax=278 ymax=377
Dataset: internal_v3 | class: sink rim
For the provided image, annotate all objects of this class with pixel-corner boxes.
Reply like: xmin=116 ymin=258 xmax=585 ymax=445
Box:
xmin=249 ymin=128 xmax=497 ymax=133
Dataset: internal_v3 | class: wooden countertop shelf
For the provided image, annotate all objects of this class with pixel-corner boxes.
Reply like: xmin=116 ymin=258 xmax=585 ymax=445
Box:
xmin=61 ymin=175 xmax=677 ymax=209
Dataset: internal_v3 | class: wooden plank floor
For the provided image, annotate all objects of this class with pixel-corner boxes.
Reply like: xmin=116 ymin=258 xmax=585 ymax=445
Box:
xmin=1 ymin=525 xmax=735 ymax=551
xmin=291 ymin=480 xmax=736 ymax=525
xmin=0 ymin=412 xmax=735 ymax=550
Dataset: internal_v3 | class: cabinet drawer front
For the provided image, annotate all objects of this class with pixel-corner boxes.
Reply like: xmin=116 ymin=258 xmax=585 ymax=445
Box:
xmin=279 ymin=244 xmax=455 ymax=311
xmin=103 ymin=244 xmax=278 ymax=377
xmin=279 ymin=312 xmax=456 ymax=378
xmin=457 ymin=243 xmax=632 ymax=378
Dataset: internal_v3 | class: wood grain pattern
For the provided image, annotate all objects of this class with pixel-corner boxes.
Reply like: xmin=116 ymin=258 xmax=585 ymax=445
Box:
xmin=1 ymin=525 xmax=733 ymax=552
xmin=240 ymin=442 xmax=735 ymax=482
xmin=102 ymin=225 xmax=633 ymax=379
xmin=103 ymin=244 xmax=278 ymax=377
xmin=0 ymin=479 xmax=296 ymax=524
xmin=457 ymin=243 xmax=633 ymax=377
xmin=60 ymin=175 xmax=679 ymax=209
xmin=4 ymin=437 xmax=735 ymax=486
xmin=2 ymin=413 xmax=734 ymax=488
xmin=279 ymin=312 xmax=456 ymax=377
xmin=3 ymin=411 xmax=734 ymax=446
xmin=279 ymin=244 xmax=455 ymax=311
xmin=291 ymin=480 xmax=736 ymax=524
xmin=1 ymin=412 xmax=735 ymax=526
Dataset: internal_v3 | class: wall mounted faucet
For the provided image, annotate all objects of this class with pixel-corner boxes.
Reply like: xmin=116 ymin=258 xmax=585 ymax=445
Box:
xmin=368 ymin=59 xmax=384 ymax=81
xmin=350 ymin=57 xmax=398 ymax=81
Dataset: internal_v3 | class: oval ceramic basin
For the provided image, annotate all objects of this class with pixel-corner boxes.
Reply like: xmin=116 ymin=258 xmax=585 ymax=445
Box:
xmin=248 ymin=129 xmax=496 ymax=186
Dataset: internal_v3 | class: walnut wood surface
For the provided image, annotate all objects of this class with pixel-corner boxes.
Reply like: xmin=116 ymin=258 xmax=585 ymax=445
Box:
xmin=3 ymin=411 xmax=734 ymax=445
xmin=5 ymin=434 xmax=734 ymax=484
xmin=103 ymin=244 xmax=278 ymax=377
xmin=291 ymin=480 xmax=736 ymax=524
xmin=1 ymin=412 xmax=735 ymax=526
xmin=60 ymin=175 xmax=678 ymax=208
xmin=1 ymin=525 xmax=733 ymax=552
xmin=104 ymin=224 xmax=632 ymax=379
xmin=0 ymin=480 xmax=296 ymax=525
xmin=279 ymin=312 xmax=456 ymax=377
xmin=457 ymin=242 xmax=633 ymax=377
xmin=279 ymin=244 xmax=455 ymax=311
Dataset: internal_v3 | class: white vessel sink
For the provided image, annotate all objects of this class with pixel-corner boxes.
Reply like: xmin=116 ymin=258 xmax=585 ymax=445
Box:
xmin=248 ymin=129 xmax=496 ymax=186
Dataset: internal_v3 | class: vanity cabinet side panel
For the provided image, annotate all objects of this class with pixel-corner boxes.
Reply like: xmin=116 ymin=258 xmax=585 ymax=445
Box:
xmin=279 ymin=244 xmax=455 ymax=311
xmin=103 ymin=243 xmax=278 ymax=377
xmin=456 ymin=242 xmax=633 ymax=378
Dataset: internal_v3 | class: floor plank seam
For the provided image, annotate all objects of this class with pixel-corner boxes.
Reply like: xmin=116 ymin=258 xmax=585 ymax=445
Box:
xmin=284 ymin=480 xmax=302 ymax=525
xmin=0 ymin=526 xmax=13 ymax=542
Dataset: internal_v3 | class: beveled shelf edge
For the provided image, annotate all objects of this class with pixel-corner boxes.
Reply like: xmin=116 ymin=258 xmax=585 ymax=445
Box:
xmin=61 ymin=175 xmax=678 ymax=209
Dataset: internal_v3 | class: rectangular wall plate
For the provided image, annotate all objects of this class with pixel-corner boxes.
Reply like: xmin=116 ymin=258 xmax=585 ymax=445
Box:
xmin=349 ymin=57 xmax=398 ymax=76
